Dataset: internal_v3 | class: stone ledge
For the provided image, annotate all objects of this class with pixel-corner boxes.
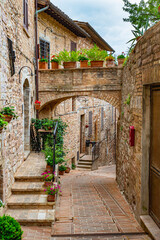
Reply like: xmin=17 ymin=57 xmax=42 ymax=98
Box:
xmin=140 ymin=215 xmax=160 ymax=240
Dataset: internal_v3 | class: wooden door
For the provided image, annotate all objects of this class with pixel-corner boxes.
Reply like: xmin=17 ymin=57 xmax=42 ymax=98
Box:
xmin=150 ymin=86 xmax=160 ymax=227
xmin=80 ymin=115 xmax=85 ymax=153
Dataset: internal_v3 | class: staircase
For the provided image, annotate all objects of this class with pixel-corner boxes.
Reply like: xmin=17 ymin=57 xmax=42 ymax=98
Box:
xmin=77 ymin=155 xmax=92 ymax=170
xmin=5 ymin=153 xmax=55 ymax=226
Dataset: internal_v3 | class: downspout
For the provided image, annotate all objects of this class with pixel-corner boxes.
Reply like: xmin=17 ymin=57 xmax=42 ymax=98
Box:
xmin=35 ymin=1 xmax=49 ymax=118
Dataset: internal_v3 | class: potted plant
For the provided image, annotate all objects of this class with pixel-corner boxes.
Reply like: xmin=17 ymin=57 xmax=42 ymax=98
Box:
xmin=64 ymin=161 xmax=71 ymax=173
xmin=44 ymin=183 xmax=61 ymax=202
xmin=0 ymin=106 xmax=18 ymax=123
xmin=51 ymin=54 xmax=59 ymax=69
xmin=39 ymin=57 xmax=48 ymax=70
xmin=0 ymin=114 xmax=8 ymax=133
xmin=106 ymin=54 xmax=115 ymax=67
xmin=158 ymin=4 xmax=160 ymax=13
xmin=59 ymin=50 xmax=79 ymax=69
xmin=0 ymin=215 xmax=23 ymax=240
xmin=34 ymin=100 xmax=41 ymax=110
xmin=117 ymin=52 xmax=125 ymax=66
xmin=59 ymin=165 xmax=66 ymax=175
xmin=43 ymin=146 xmax=54 ymax=172
xmin=42 ymin=119 xmax=53 ymax=130
xmin=86 ymin=45 xmax=108 ymax=68
xmin=78 ymin=51 xmax=89 ymax=68
xmin=41 ymin=171 xmax=55 ymax=187
xmin=72 ymin=163 xmax=76 ymax=170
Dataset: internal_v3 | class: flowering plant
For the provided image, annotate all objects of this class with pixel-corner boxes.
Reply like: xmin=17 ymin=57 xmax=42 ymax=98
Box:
xmin=51 ymin=55 xmax=59 ymax=63
xmin=35 ymin=100 xmax=41 ymax=104
xmin=39 ymin=57 xmax=48 ymax=62
xmin=117 ymin=52 xmax=125 ymax=59
xmin=41 ymin=171 xmax=55 ymax=181
xmin=78 ymin=51 xmax=89 ymax=61
xmin=85 ymin=124 xmax=89 ymax=128
xmin=106 ymin=55 xmax=115 ymax=61
xmin=44 ymin=184 xmax=61 ymax=195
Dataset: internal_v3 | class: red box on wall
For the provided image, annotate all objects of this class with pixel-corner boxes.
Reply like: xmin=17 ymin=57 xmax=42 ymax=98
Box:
xmin=129 ymin=126 xmax=135 ymax=146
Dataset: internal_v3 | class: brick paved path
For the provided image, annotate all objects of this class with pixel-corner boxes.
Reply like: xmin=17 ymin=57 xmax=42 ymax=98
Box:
xmin=51 ymin=166 xmax=151 ymax=240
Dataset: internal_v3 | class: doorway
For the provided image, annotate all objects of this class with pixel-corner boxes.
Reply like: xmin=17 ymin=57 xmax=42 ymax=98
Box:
xmin=80 ymin=114 xmax=85 ymax=153
xmin=23 ymin=79 xmax=30 ymax=152
xmin=150 ymin=86 xmax=160 ymax=227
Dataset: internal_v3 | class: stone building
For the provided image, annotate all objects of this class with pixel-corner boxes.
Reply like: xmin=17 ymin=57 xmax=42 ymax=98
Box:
xmin=0 ymin=0 xmax=35 ymax=207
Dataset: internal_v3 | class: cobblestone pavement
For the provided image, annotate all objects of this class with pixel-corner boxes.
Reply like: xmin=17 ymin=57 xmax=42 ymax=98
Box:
xmin=51 ymin=166 xmax=151 ymax=240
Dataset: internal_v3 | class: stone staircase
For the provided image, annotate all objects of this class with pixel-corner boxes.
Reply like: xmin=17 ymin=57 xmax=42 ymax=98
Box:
xmin=5 ymin=152 xmax=55 ymax=226
xmin=77 ymin=155 xmax=92 ymax=170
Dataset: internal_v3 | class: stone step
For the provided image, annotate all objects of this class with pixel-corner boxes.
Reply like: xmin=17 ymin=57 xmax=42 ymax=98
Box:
xmin=15 ymin=175 xmax=43 ymax=182
xmin=7 ymin=194 xmax=55 ymax=209
xmin=77 ymin=164 xmax=92 ymax=168
xmin=80 ymin=153 xmax=85 ymax=158
xmin=11 ymin=182 xmax=45 ymax=194
xmin=5 ymin=209 xmax=55 ymax=226
xmin=78 ymin=161 xmax=92 ymax=165
xmin=80 ymin=155 xmax=92 ymax=161
xmin=76 ymin=167 xmax=91 ymax=171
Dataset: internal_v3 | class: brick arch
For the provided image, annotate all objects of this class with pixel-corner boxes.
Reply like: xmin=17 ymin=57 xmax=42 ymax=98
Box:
xmin=39 ymin=90 xmax=121 ymax=114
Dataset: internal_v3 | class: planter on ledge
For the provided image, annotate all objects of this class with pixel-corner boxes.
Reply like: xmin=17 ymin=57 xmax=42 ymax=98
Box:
xmin=46 ymin=164 xmax=54 ymax=173
xmin=65 ymin=167 xmax=70 ymax=173
xmin=90 ymin=61 xmax=103 ymax=68
xmin=51 ymin=62 xmax=59 ymax=69
xmin=59 ymin=170 xmax=65 ymax=175
xmin=39 ymin=62 xmax=48 ymax=70
xmin=106 ymin=60 xmax=115 ymax=67
xmin=118 ymin=58 xmax=125 ymax=66
xmin=3 ymin=115 xmax=12 ymax=123
xmin=63 ymin=62 xmax=76 ymax=69
xmin=80 ymin=60 xmax=88 ymax=68
xmin=47 ymin=195 xmax=55 ymax=202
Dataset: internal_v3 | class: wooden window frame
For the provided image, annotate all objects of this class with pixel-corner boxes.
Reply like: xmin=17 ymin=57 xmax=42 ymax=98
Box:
xmin=71 ymin=41 xmax=77 ymax=52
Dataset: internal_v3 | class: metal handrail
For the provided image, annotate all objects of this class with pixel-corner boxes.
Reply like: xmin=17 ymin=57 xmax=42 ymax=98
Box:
xmin=53 ymin=122 xmax=58 ymax=182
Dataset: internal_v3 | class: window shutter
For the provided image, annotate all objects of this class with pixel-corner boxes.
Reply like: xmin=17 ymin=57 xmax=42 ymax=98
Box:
xmin=88 ymin=111 xmax=92 ymax=137
xmin=71 ymin=41 xmax=77 ymax=51
xmin=101 ymin=107 xmax=104 ymax=130
xmin=7 ymin=38 xmax=16 ymax=76
xmin=23 ymin=0 xmax=28 ymax=29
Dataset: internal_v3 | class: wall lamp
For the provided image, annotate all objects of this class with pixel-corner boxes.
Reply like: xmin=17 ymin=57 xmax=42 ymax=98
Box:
xmin=18 ymin=66 xmax=34 ymax=83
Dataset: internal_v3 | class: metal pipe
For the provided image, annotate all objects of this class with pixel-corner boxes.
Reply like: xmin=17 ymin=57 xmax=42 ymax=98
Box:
xmin=53 ymin=122 xmax=58 ymax=182
xmin=35 ymin=5 xmax=49 ymax=15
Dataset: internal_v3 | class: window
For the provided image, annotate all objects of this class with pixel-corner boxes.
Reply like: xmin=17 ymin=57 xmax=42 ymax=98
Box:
xmin=23 ymin=0 xmax=28 ymax=29
xmin=7 ymin=38 xmax=16 ymax=76
xmin=71 ymin=41 xmax=77 ymax=51
xmin=88 ymin=111 xmax=92 ymax=137
xmin=40 ymin=39 xmax=50 ymax=69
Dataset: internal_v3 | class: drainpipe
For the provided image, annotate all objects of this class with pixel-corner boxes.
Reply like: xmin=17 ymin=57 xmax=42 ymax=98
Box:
xmin=35 ymin=1 xmax=49 ymax=118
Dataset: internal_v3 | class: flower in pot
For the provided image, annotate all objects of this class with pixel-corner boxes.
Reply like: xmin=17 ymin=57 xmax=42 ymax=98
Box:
xmin=78 ymin=51 xmax=89 ymax=68
xmin=34 ymin=100 xmax=41 ymax=110
xmin=44 ymin=183 xmax=61 ymax=202
xmin=158 ymin=4 xmax=160 ymax=13
xmin=0 ymin=114 xmax=8 ymax=133
xmin=117 ymin=52 xmax=125 ymax=66
xmin=0 ymin=106 xmax=18 ymax=123
xmin=41 ymin=171 xmax=55 ymax=187
xmin=64 ymin=161 xmax=71 ymax=173
xmin=106 ymin=54 xmax=115 ymax=67
xmin=86 ymin=45 xmax=108 ymax=67
xmin=39 ymin=57 xmax=48 ymax=70
xmin=51 ymin=54 xmax=59 ymax=69
xmin=44 ymin=149 xmax=54 ymax=172
xmin=59 ymin=165 xmax=66 ymax=175
xmin=59 ymin=50 xmax=79 ymax=69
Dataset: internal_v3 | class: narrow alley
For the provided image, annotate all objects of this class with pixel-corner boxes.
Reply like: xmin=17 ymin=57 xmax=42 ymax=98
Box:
xmin=20 ymin=153 xmax=151 ymax=240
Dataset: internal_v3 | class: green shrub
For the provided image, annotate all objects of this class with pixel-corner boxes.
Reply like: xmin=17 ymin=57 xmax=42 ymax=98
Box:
xmin=72 ymin=163 xmax=76 ymax=170
xmin=86 ymin=45 xmax=108 ymax=61
xmin=0 ymin=215 xmax=23 ymax=240
xmin=59 ymin=165 xmax=66 ymax=171
xmin=1 ymin=106 xmax=18 ymax=119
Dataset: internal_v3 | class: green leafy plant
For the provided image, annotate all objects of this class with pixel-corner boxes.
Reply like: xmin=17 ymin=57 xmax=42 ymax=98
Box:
xmin=120 ymin=126 xmax=123 ymax=131
xmin=106 ymin=55 xmax=115 ymax=61
xmin=124 ymin=94 xmax=131 ymax=105
xmin=58 ymin=50 xmax=79 ymax=62
xmin=117 ymin=52 xmax=125 ymax=59
xmin=123 ymin=55 xmax=129 ymax=66
xmin=86 ymin=45 xmax=108 ymax=61
xmin=59 ymin=165 xmax=66 ymax=171
xmin=0 ymin=215 xmax=23 ymax=240
xmin=42 ymin=119 xmax=54 ymax=130
xmin=1 ymin=106 xmax=18 ymax=119
xmin=0 ymin=114 xmax=8 ymax=129
xmin=78 ymin=50 xmax=89 ymax=61
xmin=0 ymin=200 xmax=4 ymax=208
xmin=39 ymin=58 xmax=48 ymax=62
xmin=44 ymin=184 xmax=61 ymax=195
xmin=51 ymin=54 xmax=60 ymax=63
xmin=41 ymin=171 xmax=55 ymax=181
xmin=72 ymin=163 xmax=76 ymax=170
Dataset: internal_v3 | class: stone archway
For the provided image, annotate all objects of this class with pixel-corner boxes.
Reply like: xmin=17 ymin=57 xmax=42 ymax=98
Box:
xmin=23 ymin=79 xmax=30 ymax=152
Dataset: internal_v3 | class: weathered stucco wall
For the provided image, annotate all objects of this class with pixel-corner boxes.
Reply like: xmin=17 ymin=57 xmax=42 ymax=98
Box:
xmin=116 ymin=21 xmax=160 ymax=220
xmin=0 ymin=0 xmax=35 ymax=202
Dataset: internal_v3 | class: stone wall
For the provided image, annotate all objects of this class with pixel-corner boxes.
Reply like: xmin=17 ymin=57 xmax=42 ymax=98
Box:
xmin=116 ymin=21 xmax=160 ymax=220
xmin=0 ymin=0 xmax=35 ymax=202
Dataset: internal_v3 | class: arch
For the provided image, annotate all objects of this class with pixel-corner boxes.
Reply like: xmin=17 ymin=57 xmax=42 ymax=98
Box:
xmin=23 ymin=79 xmax=30 ymax=152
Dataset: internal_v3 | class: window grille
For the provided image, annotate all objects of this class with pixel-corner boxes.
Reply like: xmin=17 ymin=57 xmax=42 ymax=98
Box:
xmin=71 ymin=41 xmax=77 ymax=51
xmin=40 ymin=39 xmax=50 ymax=69
xmin=7 ymin=38 xmax=16 ymax=76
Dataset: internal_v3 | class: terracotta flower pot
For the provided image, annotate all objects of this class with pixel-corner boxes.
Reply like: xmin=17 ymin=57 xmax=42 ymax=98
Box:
xmin=65 ymin=167 xmax=70 ymax=173
xmin=106 ymin=60 xmax=115 ymax=67
xmin=136 ymin=36 xmax=142 ymax=41
xmin=51 ymin=62 xmax=59 ymax=69
xmin=63 ymin=62 xmax=76 ymax=69
xmin=118 ymin=58 xmax=125 ymax=66
xmin=59 ymin=170 xmax=65 ymax=175
xmin=35 ymin=103 xmax=40 ymax=110
xmin=44 ymin=181 xmax=53 ymax=187
xmin=0 ymin=127 xmax=3 ymax=133
xmin=3 ymin=115 xmax=12 ymax=123
xmin=90 ymin=61 xmax=104 ymax=68
xmin=39 ymin=62 xmax=48 ymax=70
xmin=47 ymin=195 xmax=55 ymax=202
xmin=46 ymin=164 xmax=53 ymax=173
xmin=80 ymin=60 xmax=88 ymax=68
